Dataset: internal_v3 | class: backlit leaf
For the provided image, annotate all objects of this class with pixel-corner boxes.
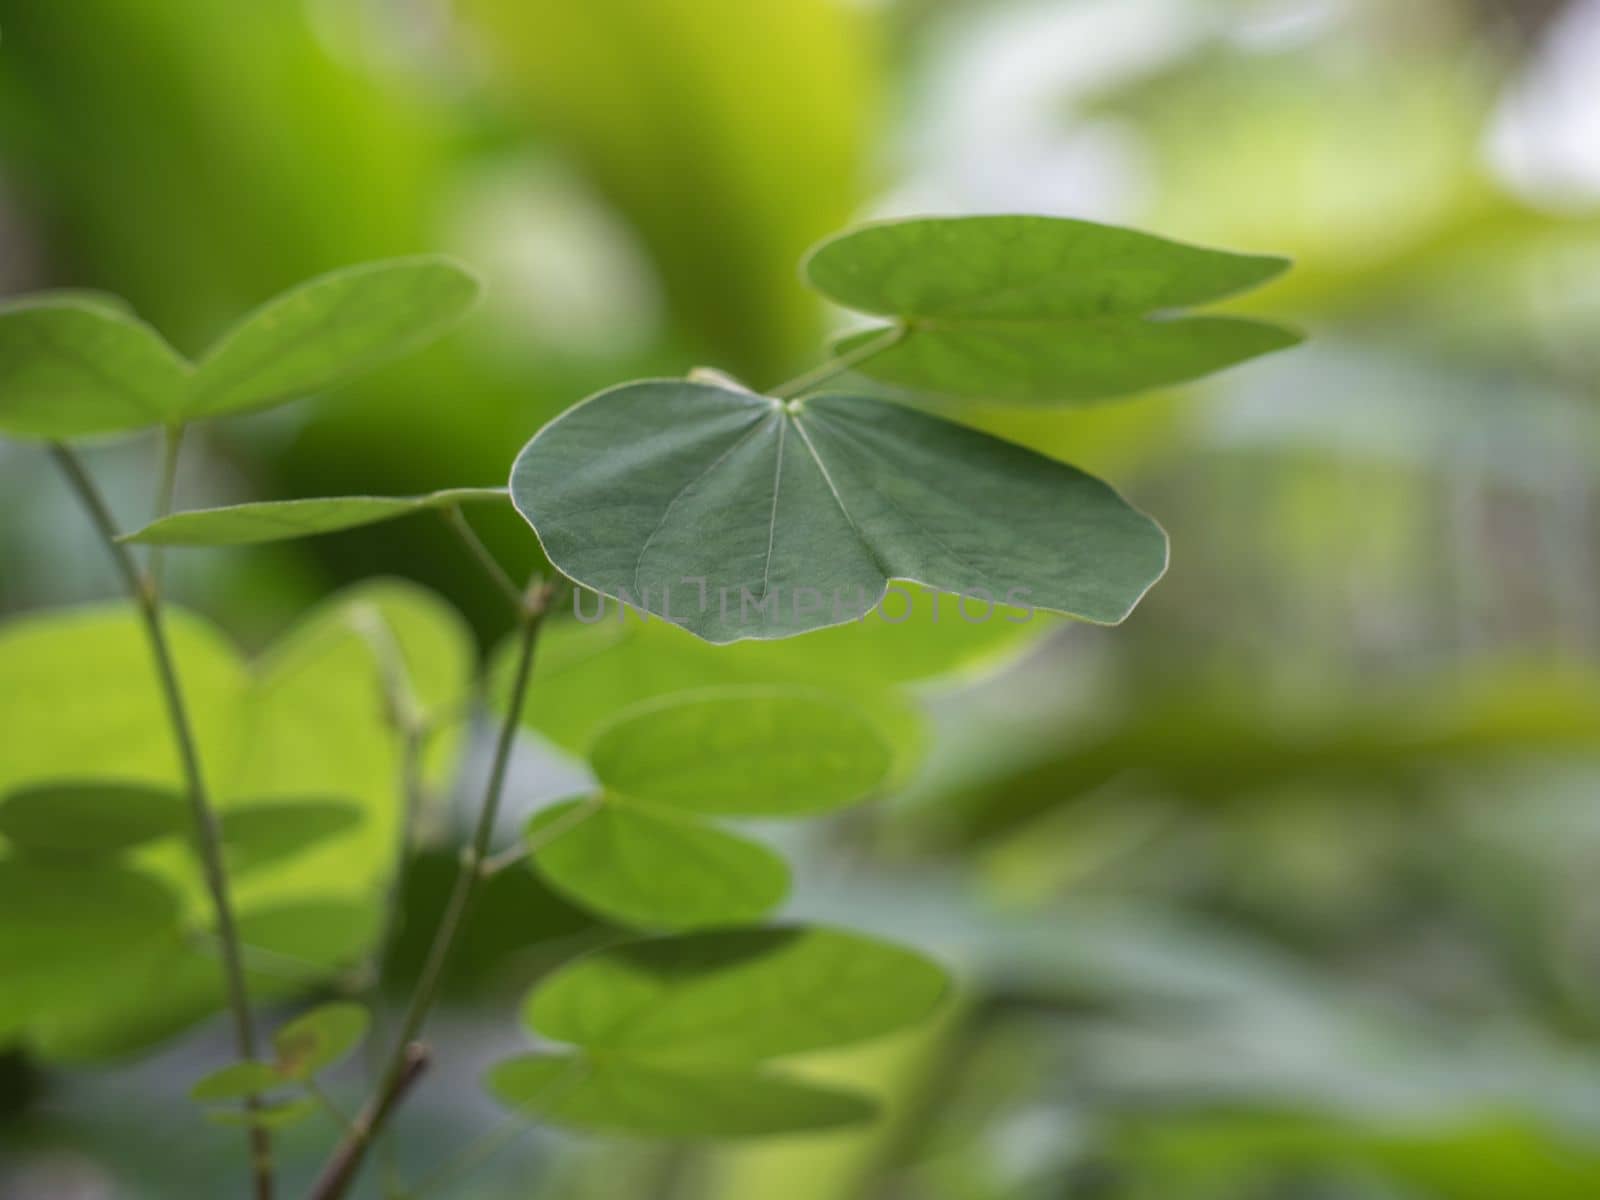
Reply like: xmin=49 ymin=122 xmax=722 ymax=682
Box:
xmin=510 ymin=379 xmax=1167 ymax=642
xmin=272 ymin=1002 xmax=370 ymax=1079
xmin=184 ymin=256 xmax=479 ymax=420
xmin=219 ymin=799 xmax=363 ymax=876
xmin=0 ymin=298 xmax=189 ymax=438
xmin=588 ymin=688 xmax=891 ymax=816
xmin=526 ymin=926 xmax=949 ymax=1061
xmin=121 ymin=487 xmax=507 ymax=547
xmin=487 ymin=1051 xmax=877 ymax=1138
xmin=804 ymin=215 xmax=1299 ymax=404
xmin=526 ymin=795 xmax=790 ymax=929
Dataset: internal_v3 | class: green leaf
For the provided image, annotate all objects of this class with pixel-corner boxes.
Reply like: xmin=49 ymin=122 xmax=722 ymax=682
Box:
xmin=0 ymin=859 xmax=183 ymax=1039
xmin=120 ymin=487 xmax=507 ymax=547
xmin=219 ymin=799 xmax=363 ymax=875
xmin=205 ymin=1095 xmax=320 ymax=1129
xmin=510 ymin=380 xmax=1167 ymax=642
xmin=804 ymin=215 xmax=1298 ymax=404
xmin=272 ymin=1002 xmax=370 ymax=1079
xmin=184 ymin=256 xmax=479 ymax=420
xmin=0 ymin=298 xmax=189 ymax=438
xmin=588 ymin=688 xmax=892 ymax=816
xmin=0 ymin=781 xmax=189 ymax=856
xmin=190 ymin=1060 xmax=285 ymax=1101
xmin=526 ymin=795 xmax=790 ymax=929
xmin=486 ymin=1052 xmax=877 ymax=1138
xmin=526 ymin=926 xmax=949 ymax=1061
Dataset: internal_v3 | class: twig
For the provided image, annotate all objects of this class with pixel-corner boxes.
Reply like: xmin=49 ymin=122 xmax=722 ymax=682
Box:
xmin=770 ymin=324 xmax=906 ymax=398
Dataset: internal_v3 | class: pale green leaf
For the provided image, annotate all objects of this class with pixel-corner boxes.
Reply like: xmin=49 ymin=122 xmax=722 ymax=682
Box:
xmin=510 ymin=380 xmax=1167 ymax=642
xmin=487 ymin=1052 xmax=877 ymax=1138
xmin=184 ymin=256 xmax=479 ymax=419
xmin=206 ymin=1095 xmax=320 ymax=1129
xmin=190 ymin=1060 xmax=285 ymax=1101
xmin=588 ymin=688 xmax=891 ymax=816
xmin=0 ymin=781 xmax=188 ymax=856
xmin=272 ymin=1002 xmax=370 ymax=1079
xmin=0 ymin=298 xmax=189 ymax=438
xmin=526 ymin=795 xmax=789 ymax=929
xmin=526 ymin=926 xmax=949 ymax=1061
xmin=120 ymin=487 xmax=507 ymax=547
xmin=803 ymin=215 xmax=1298 ymax=404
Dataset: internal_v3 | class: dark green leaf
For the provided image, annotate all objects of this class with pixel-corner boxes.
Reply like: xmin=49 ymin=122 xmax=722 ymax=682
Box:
xmin=588 ymin=688 xmax=891 ymax=816
xmin=190 ymin=1060 xmax=285 ymax=1101
xmin=526 ymin=926 xmax=949 ymax=1061
xmin=120 ymin=487 xmax=506 ymax=547
xmin=184 ymin=256 xmax=479 ymax=419
xmin=0 ymin=781 xmax=188 ymax=856
xmin=804 ymin=215 xmax=1298 ymax=403
xmin=0 ymin=299 xmax=188 ymax=438
xmin=511 ymin=380 xmax=1167 ymax=642
xmin=526 ymin=795 xmax=790 ymax=929
xmin=219 ymin=799 xmax=363 ymax=875
xmin=272 ymin=1002 xmax=370 ymax=1079
xmin=487 ymin=1052 xmax=877 ymax=1138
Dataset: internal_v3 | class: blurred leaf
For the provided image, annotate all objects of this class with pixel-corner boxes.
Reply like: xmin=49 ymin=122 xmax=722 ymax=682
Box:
xmin=460 ymin=0 xmax=876 ymax=376
xmin=806 ymin=216 xmax=1298 ymax=404
xmin=589 ymin=688 xmax=891 ymax=817
xmin=0 ymin=781 xmax=188 ymax=856
xmin=0 ymin=859 xmax=183 ymax=1039
xmin=511 ymin=380 xmax=1167 ymax=641
xmin=190 ymin=1060 xmax=284 ymax=1102
xmin=487 ymin=1051 xmax=877 ymax=1138
xmin=183 ymin=257 xmax=479 ymax=420
xmin=0 ymin=298 xmax=188 ymax=438
xmin=121 ymin=488 xmax=506 ymax=546
xmin=526 ymin=926 xmax=949 ymax=1061
xmin=219 ymin=799 xmax=363 ymax=876
xmin=206 ymin=1095 xmax=319 ymax=1129
xmin=271 ymin=1002 xmax=369 ymax=1080
xmin=526 ymin=795 xmax=790 ymax=929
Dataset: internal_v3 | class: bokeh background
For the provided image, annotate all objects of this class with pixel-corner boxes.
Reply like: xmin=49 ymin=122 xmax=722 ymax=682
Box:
xmin=4 ymin=0 xmax=1600 ymax=1196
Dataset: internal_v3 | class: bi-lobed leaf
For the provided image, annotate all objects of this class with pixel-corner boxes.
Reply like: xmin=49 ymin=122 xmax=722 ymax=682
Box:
xmin=0 ymin=781 xmax=189 ymax=856
xmin=190 ymin=1060 xmax=286 ymax=1102
xmin=525 ymin=925 xmax=949 ymax=1062
xmin=219 ymin=799 xmax=363 ymax=876
xmin=120 ymin=487 xmax=507 ymax=547
xmin=588 ymin=688 xmax=892 ymax=816
xmin=487 ymin=1052 xmax=876 ymax=1138
xmin=184 ymin=256 xmax=480 ymax=419
xmin=271 ymin=1002 xmax=370 ymax=1080
xmin=525 ymin=795 xmax=790 ymax=930
xmin=0 ymin=298 xmax=189 ymax=438
xmin=0 ymin=257 xmax=477 ymax=440
xmin=510 ymin=379 xmax=1167 ymax=642
xmin=205 ymin=1095 xmax=320 ymax=1129
xmin=804 ymin=215 xmax=1299 ymax=404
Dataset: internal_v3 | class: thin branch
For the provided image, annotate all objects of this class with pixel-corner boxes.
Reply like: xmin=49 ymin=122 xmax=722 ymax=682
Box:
xmin=480 ymin=792 xmax=603 ymax=878
xmin=148 ymin=422 xmax=184 ymax=589
xmin=441 ymin=504 xmax=524 ymax=612
xmin=49 ymin=442 xmax=274 ymax=1200
xmin=308 ymin=1042 xmax=431 ymax=1200
xmin=307 ymin=580 xmax=554 ymax=1200
xmin=770 ymin=324 xmax=907 ymax=399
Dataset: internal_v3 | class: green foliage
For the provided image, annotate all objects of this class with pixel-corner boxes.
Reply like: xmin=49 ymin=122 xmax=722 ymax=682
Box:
xmin=122 ymin=488 xmax=506 ymax=546
xmin=510 ymin=380 xmax=1167 ymax=641
xmin=0 ymin=781 xmax=189 ymax=856
xmin=805 ymin=215 xmax=1300 ymax=404
xmin=218 ymin=800 xmax=363 ymax=876
xmin=0 ymin=258 xmax=477 ymax=440
xmin=272 ymin=1002 xmax=370 ymax=1080
xmin=588 ymin=688 xmax=892 ymax=816
xmin=524 ymin=926 xmax=949 ymax=1062
xmin=525 ymin=795 xmax=790 ymax=930
xmin=190 ymin=1060 xmax=285 ymax=1102
xmin=486 ymin=1052 xmax=877 ymax=1138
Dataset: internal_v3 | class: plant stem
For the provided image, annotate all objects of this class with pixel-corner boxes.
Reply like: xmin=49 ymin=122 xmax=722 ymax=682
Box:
xmin=49 ymin=442 xmax=273 ymax=1200
xmin=440 ymin=504 xmax=524 ymax=612
xmin=771 ymin=323 xmax=906 ymax=398
xmin=307 ymin=580 xmax=552 ymax=1200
